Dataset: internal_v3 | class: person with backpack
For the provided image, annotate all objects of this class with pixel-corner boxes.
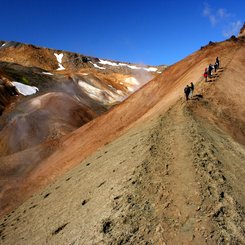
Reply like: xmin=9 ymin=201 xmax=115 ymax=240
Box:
xmin=203 ymin=68 xmax=208 ymax=82
xmin=184 ymin=85 xmax=191 ymax=101
xmin=216 ymin=57 xmax=220 ymax=69
xmin=214 ymin=62 xmax=218 ymax=73
xmin=190 ymin=82 xmax=194 ymax=97
xmin=208 ymin=64 xmax=213 ymax=78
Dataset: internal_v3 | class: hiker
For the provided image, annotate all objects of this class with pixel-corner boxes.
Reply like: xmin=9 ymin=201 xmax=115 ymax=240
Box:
xmin=203 ymin=68 xmax=208 ymax=82
xmin=214 ymin=62 xmax=218 ymax=72
xmin=216 ymin=57 xmax=220 ymax=69
xmin=184 ymin=85 xmax=191 ymax=101
xmin=190 ymin=82 xmax=194 ymax=97
xmin=208 ymin=64 xmax=213 ymax=78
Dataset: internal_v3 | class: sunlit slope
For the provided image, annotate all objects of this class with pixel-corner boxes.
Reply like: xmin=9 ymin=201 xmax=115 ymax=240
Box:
xmin=0 ymin=36 xmax=244 ymax=244
xmin=0 ymin=37 xmax=244 ymax=220
xmin=36 ymin=38 xmax=245 ymax=178
xmin=0 ymin=41 xmax=164 ymax=155
xmin=0 ymin=40 xmax=164 ymax=217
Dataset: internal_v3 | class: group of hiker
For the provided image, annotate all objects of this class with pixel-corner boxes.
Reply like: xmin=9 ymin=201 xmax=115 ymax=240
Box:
xmin=184 ymin=57 xmax=220 ymax=101
xmin=203 ymin=57 xmax=220 ymax=82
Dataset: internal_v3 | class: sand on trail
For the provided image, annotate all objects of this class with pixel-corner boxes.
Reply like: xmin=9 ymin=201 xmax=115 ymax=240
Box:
xmin=0 ymin=38 xmax=245 ymax=244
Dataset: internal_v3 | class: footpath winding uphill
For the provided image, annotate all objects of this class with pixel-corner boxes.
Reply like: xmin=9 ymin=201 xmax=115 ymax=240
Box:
xmin=0 ymin=37 xmax=245 ymax=244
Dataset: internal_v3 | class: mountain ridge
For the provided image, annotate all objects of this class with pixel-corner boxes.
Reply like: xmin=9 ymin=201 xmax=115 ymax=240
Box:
xmin=0 ymin=40 xmax=166 ymax=71
xmin=0 ymin=34 xmax=245 ymax=244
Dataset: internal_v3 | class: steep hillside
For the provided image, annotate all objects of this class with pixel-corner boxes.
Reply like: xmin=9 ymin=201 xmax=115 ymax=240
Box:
xmin=0 ymin=41 xmax=165 ymax=214
xmin=0 ymin=41 xmax=165 ymax=111
xmin=0 ymin=41 xmax=165 ymax=151
xmin=0 ymin=35 xmax=244 ymax=244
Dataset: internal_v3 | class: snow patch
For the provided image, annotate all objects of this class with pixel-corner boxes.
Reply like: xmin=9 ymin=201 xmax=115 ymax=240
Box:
xmin=54 ymin=53 xmax=65 ymax=70
xmin=42 ymin=72 xmax=54 ymax=75
xmin=57 ymin=63 xmax=65 ymax=71
xmin=12 ymin=82 xmax=39 ymax=96
xmin=98 ymin=59 xmax=158 ymax=72
xmin=126 ymin=64 xmax=141 ymax=70
xmin=54 ymin=53 xmax=63 ymax=63
xmin=120 ymin=63 xmax=157 ymax=72
xmin=1 ymin=43 xmax=6 ymax=47
xmin=144 ymin=67 xmax=158 ymax=72
xmin=90 ymin=62 xmax=106 ymax=70
xmin=99 ymin=59 xmax=119 ymax=66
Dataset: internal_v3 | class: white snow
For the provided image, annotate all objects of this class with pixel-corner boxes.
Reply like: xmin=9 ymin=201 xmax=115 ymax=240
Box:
xmin=119 ymin=63 xmax=142 ymax=70
xmin=57 ymin=63 xmax=65 ymax=71
xmin=12 ymin=81 xmax=39 ymax=96
xmin=1 ymin=43 xmax=6 ymax=47
xmin=90 ymin=62 xmax=106 ymax=70
xmin=99 ymin=59 xmax=119 ymax=66
xmin=125 ymin=64 xmax=141 ymax=70
xmin=120 ymin=63 xmax=157 ymax=71
xmin=118 ymin=63 xmax=128 ymax=67
xmin=97 ymin=59 xmax=158 ymax=72
xmin=143 ymin=67 xmax=158 ymax=72
xmin=157 ymin=71 xmax=162 ymax=74
xmin=54 ymin=53 xmax=63 ymax=63
xmin=54 ymin=53 xmax=65 ymax=71
xmin=42 ymin=72 xmax=54 ymax=75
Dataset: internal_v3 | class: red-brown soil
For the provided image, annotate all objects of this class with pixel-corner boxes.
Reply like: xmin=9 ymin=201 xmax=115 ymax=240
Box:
xmin=0 ymin=42 xmax=162 ymax=219
xmin=0 ymin=37 xmax=244 ymax=244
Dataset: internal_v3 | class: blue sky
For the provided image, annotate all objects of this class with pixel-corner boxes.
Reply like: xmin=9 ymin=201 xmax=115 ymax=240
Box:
xmin=0 ymin=0 xmax=244 ymax=65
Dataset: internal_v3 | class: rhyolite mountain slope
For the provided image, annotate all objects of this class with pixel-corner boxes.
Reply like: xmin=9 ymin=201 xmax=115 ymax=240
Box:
xmin=0 ymin=33 xmax=245 ymax=245
xmin=0 ymin=41 xmax=165 ymax=215
xmin=0 ymin=40 xmax=166 ymax=111
xmin=0 ymin=41 xmax=165 ymax=155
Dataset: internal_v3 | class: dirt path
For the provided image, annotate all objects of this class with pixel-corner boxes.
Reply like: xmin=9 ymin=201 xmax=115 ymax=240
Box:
xmin=101 ymin=101 xmax=210 ymax=244
xmin=0 ymin=91 xmax=244 ymax=245
xmin=0 ymin=40 xmax=245 ymax=244
xmin=102 ymin=97 xmax=245 ymax=245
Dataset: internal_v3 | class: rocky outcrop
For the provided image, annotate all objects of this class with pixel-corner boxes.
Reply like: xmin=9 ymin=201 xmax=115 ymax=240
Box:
xmin=238 ymin=22 xmax=245 ymax=37
xmin=0 ymin=75 xmax=19 ymax=115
